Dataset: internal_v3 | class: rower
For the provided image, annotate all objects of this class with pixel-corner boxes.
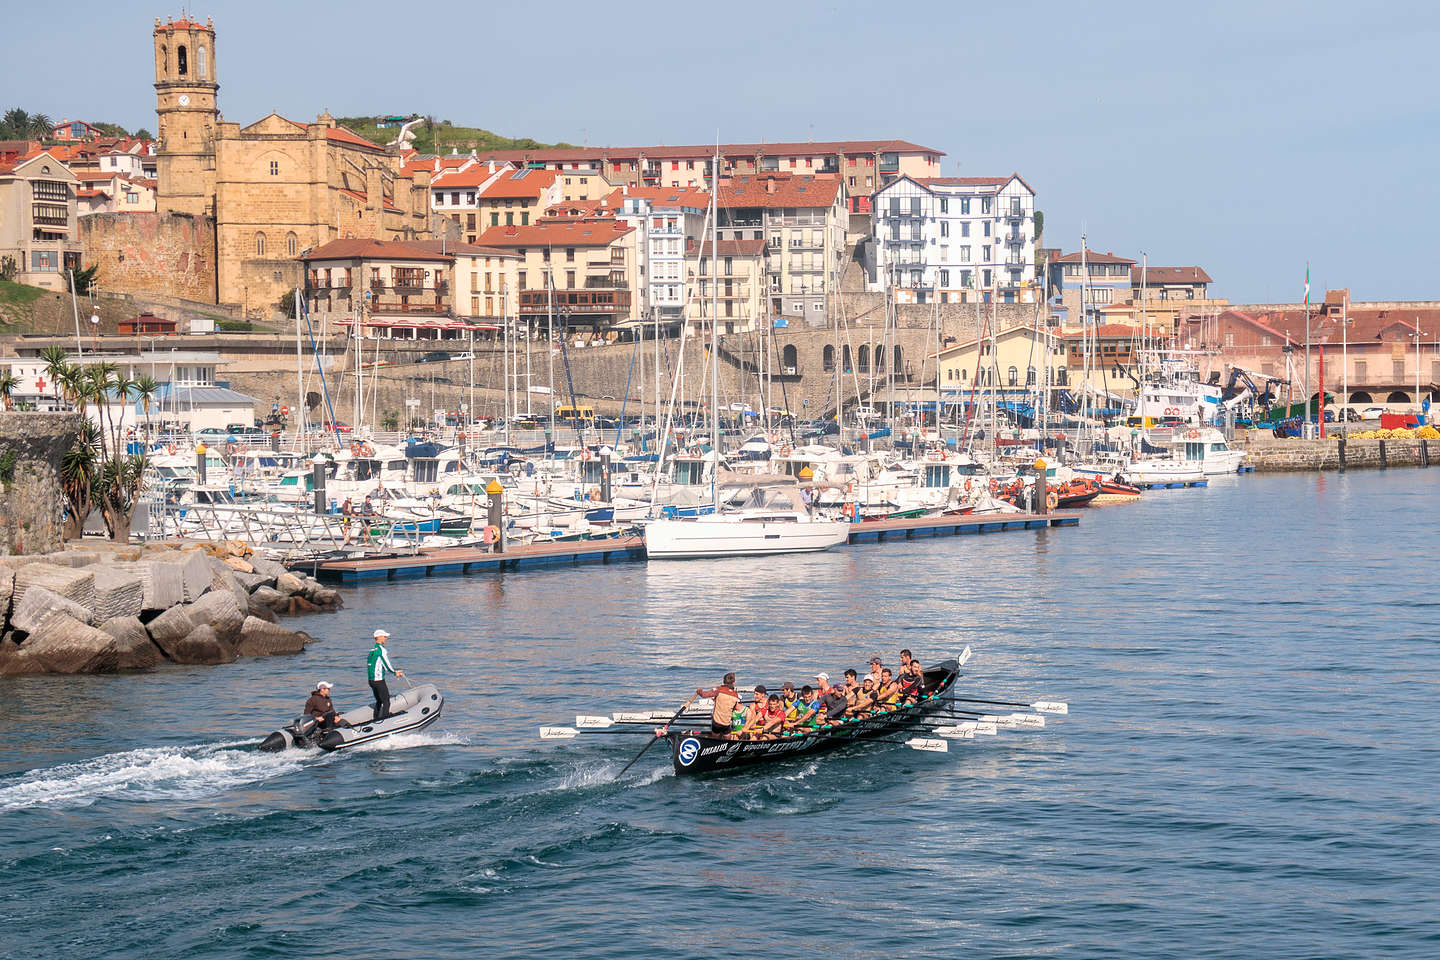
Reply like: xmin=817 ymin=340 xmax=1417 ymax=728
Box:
xmin=876 ymin=668 xmax=900 ymax=707
xmin=789 ymin=684 xmax=820 ymax=729
xmin=866 ymin=656 xmax=885 ymax=689
xmin=898 ymin=648 xmax=914 ymax=676
xmin=851 ymin=676 xmax=879 ymax=716
xmin=779 ymin=681 xmax=803 ymax=721
xmin=739 ymin=685 xmax=770 ymax=739
xmin=815 ymin=673 xmax=848 ymax=727
xmin=757 ymin=693 xmax=786 ymax=740
xmin=841 ymin=669 xmax=862 ymax=716
xmin=695 ymin=672 xmax=740 ymax=736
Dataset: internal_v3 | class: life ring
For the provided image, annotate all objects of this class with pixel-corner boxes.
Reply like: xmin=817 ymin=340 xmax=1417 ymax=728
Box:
xmin=989 ymin=477 xmax=998 ymax=493
xmin=587 ymin=487 xmax=601 ymax=501
xmin=964 ymin=478 xmax=972 ymax=492
xmin=581 ymin=449 xmax=593 ymax=461
xmin=166 ymin=443 xmax=177 ymax=456
xmin=359 ymin=442 xmax=374 ymax=457
xmin=779 ymin=445 xmax=792 ymax=457
xmin=1187 ymin=428 xmax=1200 ymax=440
xmin=350 ymin=442 xmax=361 ymax=456
xmin=482 ymin=524 xmax=499 ymax=544
xmin=1047 ymin=491 xmax=1059 ymax=510
xmin=842 ymin=501 xmax=857 ymax=520
xmin=845 ymin=481 xmax=854 ymax=494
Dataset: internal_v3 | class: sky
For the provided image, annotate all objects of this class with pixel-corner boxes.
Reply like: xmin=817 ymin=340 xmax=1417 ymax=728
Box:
xmin=5 ymin=0 xmax=1439 ymax=304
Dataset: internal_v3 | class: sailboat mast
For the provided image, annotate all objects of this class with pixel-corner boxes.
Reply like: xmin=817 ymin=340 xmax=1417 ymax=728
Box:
xmin=709 ymin=142 xmax=720 ymax=508
xmin=547 ymin=258 xmax=556 ymax=440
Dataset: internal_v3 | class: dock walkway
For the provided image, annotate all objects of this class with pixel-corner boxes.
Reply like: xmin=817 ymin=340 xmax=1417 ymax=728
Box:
xmin=307 ymin=511 xmax=1081 ymax=584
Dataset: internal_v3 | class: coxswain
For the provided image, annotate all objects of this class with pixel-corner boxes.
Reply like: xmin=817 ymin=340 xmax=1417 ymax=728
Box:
xmin=696 ymin=672 xmax=741 ymax=736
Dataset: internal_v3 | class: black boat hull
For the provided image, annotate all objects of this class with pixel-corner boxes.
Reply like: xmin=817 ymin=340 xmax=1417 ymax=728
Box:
xmin=667 ymin=660 xmax=958 ymax=776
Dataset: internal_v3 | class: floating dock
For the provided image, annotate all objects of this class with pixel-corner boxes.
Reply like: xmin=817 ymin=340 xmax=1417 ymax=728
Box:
xmin=307 ymin=511 xmax=1081 ymax=584
xmin=1133 ymin=479 xmax=1209 ymax=489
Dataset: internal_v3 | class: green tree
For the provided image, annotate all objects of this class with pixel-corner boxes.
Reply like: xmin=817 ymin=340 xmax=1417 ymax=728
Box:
xmin=0 ymin=370 xmax=19 ymax=409
xmin=0 ymin=255 xmax=17 ymax=281
xmin=61 ymin=420 xmax=100 ymax=540
xmin=55 ymin=362 xmax=86 ymax=411
xmin=38 ymin=345 xmax=69 ymax=407
xmin=1033 ymin=210 xmax=1044 ymax=244
xmin=277 ymin=289 xmax=297 ymax=317
xmin=70 ymin=264 xmax=99 ymax=295
xmin=133 ymin=374 xmax=161 ymax=442
xmin=27 ymin=113 xmax=53 ymax=139
xmin=133 ymin=128 xmax=153 ymax=142
xmin=1 ymin=109 xmax=29 ymax=139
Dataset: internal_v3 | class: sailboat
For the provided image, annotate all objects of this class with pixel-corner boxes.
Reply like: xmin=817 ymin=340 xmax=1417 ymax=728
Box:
xmin=643 ymin=143 xmax=850 ymax=560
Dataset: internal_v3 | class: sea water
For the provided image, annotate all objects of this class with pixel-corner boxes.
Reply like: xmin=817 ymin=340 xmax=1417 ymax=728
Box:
xmin=1 ymin=470 xmax=1437 ymax=959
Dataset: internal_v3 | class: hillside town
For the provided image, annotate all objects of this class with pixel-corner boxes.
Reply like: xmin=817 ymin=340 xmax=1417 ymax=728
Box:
xmin=1 ymin=14 xmax=1437 ymax=432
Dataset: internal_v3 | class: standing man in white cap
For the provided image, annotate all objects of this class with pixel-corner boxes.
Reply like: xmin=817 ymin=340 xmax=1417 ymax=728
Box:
xmin=367 ymin=630 xmax=404 ymax=720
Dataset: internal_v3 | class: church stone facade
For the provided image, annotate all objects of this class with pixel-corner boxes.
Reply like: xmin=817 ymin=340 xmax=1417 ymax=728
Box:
xmin=147 ymin=15 xmax=439 ymax=313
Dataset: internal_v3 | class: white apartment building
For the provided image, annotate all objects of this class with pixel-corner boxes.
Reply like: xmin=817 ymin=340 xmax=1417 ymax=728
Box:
xmin=870 ymin=174 xmax=1038 ymax=304
xmin=614 ymin=188 xmax=708 ymax=327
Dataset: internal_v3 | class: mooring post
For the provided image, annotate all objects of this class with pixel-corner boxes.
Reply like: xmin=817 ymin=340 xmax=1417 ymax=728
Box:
xmin=486 ymin=478 xmax=505 ymax=553
xmin=1338 ymin=437 xmax=1347 ymax=472
xmin=1379 ymin=439 xmax=1388 ymax=470
xmin=1422 ymin=439 xmax=1430 ymax=468
xmin=1034 ymin=456 xmax=1048 ymax=516
xmin=195 ymin=442 xmax=207 ymax=485
xmin=312 ymin=456 xmax=327 ymax=515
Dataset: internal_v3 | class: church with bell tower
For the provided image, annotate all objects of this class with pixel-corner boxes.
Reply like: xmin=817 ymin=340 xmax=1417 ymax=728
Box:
xmin=153 ymin=15 xmax=219 ymax=218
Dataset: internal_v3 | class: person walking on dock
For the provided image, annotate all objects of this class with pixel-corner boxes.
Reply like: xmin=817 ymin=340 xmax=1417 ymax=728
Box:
xmin=367 ymin=629 xmax=404 ymax=720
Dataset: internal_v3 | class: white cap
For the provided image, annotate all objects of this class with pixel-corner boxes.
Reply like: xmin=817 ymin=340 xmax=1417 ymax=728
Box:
xmin=816 ymin=672 xmax=829 ymax=683
xmin=317 ymin=680 xmax=332 ymax=689
xmin=373 ymin=629 xmax=391 ymax=639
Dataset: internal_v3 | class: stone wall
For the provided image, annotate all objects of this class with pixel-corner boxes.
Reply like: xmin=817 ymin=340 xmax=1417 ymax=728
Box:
xmin=1242 ymin=432 xmax=1438 ymax=472
xmin=0 ymin=413 xmax=82 ymax=555
xmin=79 ymin=212 xmax=217 ymax=305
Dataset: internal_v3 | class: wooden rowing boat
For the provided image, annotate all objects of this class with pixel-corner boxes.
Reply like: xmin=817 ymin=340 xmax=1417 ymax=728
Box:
xmin=665 ymin=659 xmax=959 ymax=776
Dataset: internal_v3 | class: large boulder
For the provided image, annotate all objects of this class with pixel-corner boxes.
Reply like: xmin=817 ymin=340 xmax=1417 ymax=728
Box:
xmin=145 ymin=604 xmax=196 ymax=647
xmin=236 ymin=616 xmax=309 ymax=657
xmin=21 ymin=614 xmax=119 ymax=674
xmin=275 ymin=572 xmax=305 ymax=596
xmin=160 ymin=623 xmax=236 ymax=665
xmin=249 ymin=556 xmax=287 ymax=581
xmin=13 ymin=563 xmax=96 ymax=617
xmin=179 ymin=551 xmax=213 ymax=602
xmin=91 ymin=565 xmax=146 ymax=622
xmin=0 ymin=567 xmax=14 ymax=626
xmin=11 ymin=585 xmax=92 ymax=635
xmin=250 ymin=585 xmax=288 ymax=613
xmin=99 ymin=615 xmax=161 ymax=670
xmin=206 ymin=558 xmax=252 ymax=608
xmin=0 ymin=635 xmax=43 ymax=676
xmin=140 ymin=559 xmax=185 ymax=612
xmin=234 ymin=570 xmax=270 ymax=593
xmin=222 ymin=555 xmax=254 ymax=574
xmin=188 ymin=589 xmax=245 ymax=646
xmin=40 ymin=550 xmax=101 ymax=568
xmin=308 ymin=586 xmax=343 ymax=608
xmin=246 ymin=596 xmax=279 ymax=623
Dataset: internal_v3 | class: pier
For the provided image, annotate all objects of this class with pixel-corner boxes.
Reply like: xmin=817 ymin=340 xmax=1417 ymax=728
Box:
xmin=307 ymin=511 xmax=1082 ymax=584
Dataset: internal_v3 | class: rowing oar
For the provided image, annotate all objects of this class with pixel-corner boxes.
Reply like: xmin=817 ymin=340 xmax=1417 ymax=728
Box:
xmin=948 ymin=697 xmax=1068 ymax=715
xmin=616 ymin=693 xmax=697 ymax=776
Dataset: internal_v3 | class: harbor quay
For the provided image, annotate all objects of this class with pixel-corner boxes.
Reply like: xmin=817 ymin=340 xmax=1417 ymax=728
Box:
xmin=1241 ymin=433 xmax=1439 ymax=472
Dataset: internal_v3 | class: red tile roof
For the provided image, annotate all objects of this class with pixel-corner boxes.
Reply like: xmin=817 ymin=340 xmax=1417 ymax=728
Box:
xmin=718 ymin=174 xmax=840 ymax=209
xmin=1231 ymin=307 xmax=1432 ymax=346
xmin=302 ymin=238 xmax=453 ymax=262
xmin=325 ymin=126 xmax=385 ymax=151
xmin=160 ymin=17 xmax=213 ymax=32
xmin=1052 ymin=250 xmax=1136 ymax=265
xmin=479 ymin=169 xmax=558 ymax=199
xmin=403 ymin=240 xmax=520 ymax=258
xmin=431 ymin=165 xmax=503 ymax=189
xmin=469 ymin=138 xmax=943 ymax=165
xmin=475 ymin=221 xmax=635 ymax=247
xmin=1132 ymin=265 xmax=1212 ymax=285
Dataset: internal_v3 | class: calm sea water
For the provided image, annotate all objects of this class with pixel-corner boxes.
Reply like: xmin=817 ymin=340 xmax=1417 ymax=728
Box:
xmin=1 ymin=470 xmax=1438 ymax=959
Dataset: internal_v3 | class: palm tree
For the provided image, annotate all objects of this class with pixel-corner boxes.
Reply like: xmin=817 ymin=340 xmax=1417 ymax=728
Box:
xmin=28 ymin=113 xmax=53 ymax=139
xmin=0 ymin=370 xmax=19 ymax=410
xmin=55 ymin=363 xmax=86 ymax=411
xmin=133 ymin=374 xmax=161 ymax=445
xmin=38 ymin=345 xmax=68 ymax=408
xmin=61 ymin=420 xmax=100 ymax=541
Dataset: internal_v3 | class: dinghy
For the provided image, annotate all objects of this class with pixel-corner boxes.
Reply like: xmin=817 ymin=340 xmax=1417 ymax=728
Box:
xmin=258 ymin=684 xmax=444 ymax=752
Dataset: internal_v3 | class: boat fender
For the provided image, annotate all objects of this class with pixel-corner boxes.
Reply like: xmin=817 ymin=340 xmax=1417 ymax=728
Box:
xmin=483 ymin=524 xmax=499 ymax=545
xmin=166 ymin=443 xmax=177 ymax=455
xmin=587 ymin=487 xmax=601 ymax=501
xmin=989 ymin=477 xmax=998 ymax=493
xmin=963 ymin=478 xmax=972 ymax=492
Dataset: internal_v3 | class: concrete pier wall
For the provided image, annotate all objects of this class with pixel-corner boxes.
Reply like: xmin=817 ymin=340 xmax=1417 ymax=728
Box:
xmin=1242 ymin=433 xmax=1436 ymax=472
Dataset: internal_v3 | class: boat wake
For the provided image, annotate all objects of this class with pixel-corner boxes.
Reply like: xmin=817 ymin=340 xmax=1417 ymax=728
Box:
xmin=346 ymin=730 xmax=469 ymax=754
xmin=0 ymin=741 xmax=307 ymax=811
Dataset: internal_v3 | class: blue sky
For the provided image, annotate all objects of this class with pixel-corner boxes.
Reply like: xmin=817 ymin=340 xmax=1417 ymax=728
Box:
xmin=6 ymin=0 xmax=1438 ymax=303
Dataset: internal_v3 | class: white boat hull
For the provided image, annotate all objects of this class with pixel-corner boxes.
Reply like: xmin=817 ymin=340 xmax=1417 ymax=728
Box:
xmin=644 ymin=517 xmax=851 ymax=559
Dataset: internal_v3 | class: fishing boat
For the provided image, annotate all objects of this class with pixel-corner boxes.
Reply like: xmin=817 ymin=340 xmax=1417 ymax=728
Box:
xmin=666 ymin=659 xmax=960 ymax=775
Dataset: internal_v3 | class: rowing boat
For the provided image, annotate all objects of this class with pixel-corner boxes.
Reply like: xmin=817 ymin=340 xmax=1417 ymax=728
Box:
xmin=666 ymin=659 xmax=959 ymax=776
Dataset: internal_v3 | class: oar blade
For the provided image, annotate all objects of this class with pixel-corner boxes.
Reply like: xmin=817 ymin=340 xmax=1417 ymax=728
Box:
xmin=958 ymin=645 xmax=973 ymax=666
xmin=931 ymin=725 xmax=976 ymax=740
xmin=612 ymin=711 xmax=660 ymax=722
xmin=906 ymin=737 xmax=949 ymax=753
xmin=540 ymin=726 xmax=579 ymax=740
xmin=973 ymin=722 xmax=998 ymax=736
xmin=575 ymin=715 xmax=615 ymax=729
xmin=1032 ymin=701 xmax=1068 ymax=715
xmin=1009 ymin=713 xmax=1045 ymax=729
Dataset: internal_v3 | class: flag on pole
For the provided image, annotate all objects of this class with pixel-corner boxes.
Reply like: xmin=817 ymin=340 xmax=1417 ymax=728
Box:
xmin=1304 ymin=263 xmax=1310 ymax=305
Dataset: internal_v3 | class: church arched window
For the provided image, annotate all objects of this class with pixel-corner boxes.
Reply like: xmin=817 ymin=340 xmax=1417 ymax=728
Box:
xmin=286 ymin=233 xmax=298 ymax=257
xmin=255 ymin=232 xmax=266 ymax=257
xmin=197 ymin=46 xmax=207 ymax=80
xmin=177 ymin=45 xmax=188 ymax=76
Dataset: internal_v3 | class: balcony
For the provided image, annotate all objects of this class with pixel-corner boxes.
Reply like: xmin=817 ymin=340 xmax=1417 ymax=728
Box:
xmin=518 ymin=288 xmax=632 ymax=316
xmin=1002 ymin=207 xmax=1026 ymax=220
xmin=1005 ymin=233 xmax=1025 ymax=246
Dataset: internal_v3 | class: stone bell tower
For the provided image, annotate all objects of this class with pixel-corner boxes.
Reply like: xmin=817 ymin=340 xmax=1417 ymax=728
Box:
xmin=154 ymin=15 xmax=219 ymax=218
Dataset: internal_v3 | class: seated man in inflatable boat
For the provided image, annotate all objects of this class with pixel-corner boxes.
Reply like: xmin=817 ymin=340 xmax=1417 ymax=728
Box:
xmin=303 ymin=681 xmax=350 ymax=732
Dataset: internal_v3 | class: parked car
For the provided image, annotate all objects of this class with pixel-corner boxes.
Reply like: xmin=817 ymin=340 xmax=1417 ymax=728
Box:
xmin=1360 ymin=406 xmax=1387 ymax=420
xmin=417 ymin=351 xmax=451 ymax=364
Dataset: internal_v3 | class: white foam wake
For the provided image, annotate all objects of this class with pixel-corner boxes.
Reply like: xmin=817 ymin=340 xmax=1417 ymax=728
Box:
xmin=0 ymin=740 xmax=306 ymax=811
xmin=345 ymin=730 xmax=469 ymax=754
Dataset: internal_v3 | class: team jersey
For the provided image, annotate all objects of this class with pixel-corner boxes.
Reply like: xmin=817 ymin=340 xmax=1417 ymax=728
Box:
xmin=367 ymin=644 xmax=396 ymax=682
